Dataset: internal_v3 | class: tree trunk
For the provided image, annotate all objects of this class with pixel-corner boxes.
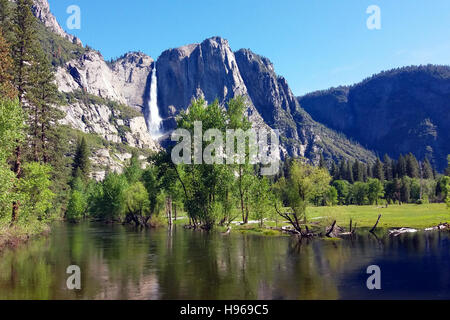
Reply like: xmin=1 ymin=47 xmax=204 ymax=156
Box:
xmin=33 ymin=104 xmax=39 ymax=162
xmin=166 ymin=197 xmax=173 ymax=226
xmin=41 ymin=122 xmax=48 ymax=164
xmin=11 ymin=145 xmax=22 ymax=223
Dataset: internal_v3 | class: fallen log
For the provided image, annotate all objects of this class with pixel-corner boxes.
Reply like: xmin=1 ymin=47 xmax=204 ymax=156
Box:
xmin=424 ymin=222 xmax=450 ymax=231
xmin=389 ymin=227 xmax=418 ymax=237
xmin=336 ymin=219 xmax=357 ymax=237
xmin=221 ymin=227 xmax=232 ymax=235
xmin=326 ymin=220 xmax=337 ymax=237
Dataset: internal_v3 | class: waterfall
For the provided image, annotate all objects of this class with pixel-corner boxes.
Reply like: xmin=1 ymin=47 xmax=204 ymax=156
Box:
xmin=147 ymin=66 xmax=163 ymax=139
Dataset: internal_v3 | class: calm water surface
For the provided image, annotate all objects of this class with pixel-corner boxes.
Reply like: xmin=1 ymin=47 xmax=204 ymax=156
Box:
xmin=0 ymin=222 xmax=449 ymax=300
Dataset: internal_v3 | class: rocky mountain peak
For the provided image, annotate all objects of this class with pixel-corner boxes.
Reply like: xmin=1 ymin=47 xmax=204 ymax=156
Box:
xmin=157 ymin=36 xmax=249 ymax=119
xmin=113 ymin=52 xmax=154 ymax=67
xmin=31 ymin=0 xmax=82 ymax=45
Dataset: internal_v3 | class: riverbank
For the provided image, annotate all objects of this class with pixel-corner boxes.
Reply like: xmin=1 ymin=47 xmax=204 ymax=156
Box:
xmin=173 ymin=203 xmax=449 ymax=236
xmin=0 ymin=224 xmax=50 ymax=253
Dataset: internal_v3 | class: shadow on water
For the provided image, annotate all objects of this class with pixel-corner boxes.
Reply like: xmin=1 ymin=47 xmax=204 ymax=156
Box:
xmin=0 ymin=221 xmax=449 ymax=300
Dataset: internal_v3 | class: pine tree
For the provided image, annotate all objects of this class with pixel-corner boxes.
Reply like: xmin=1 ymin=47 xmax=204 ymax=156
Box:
xmin=383 ymin=154 xmax=393 ymax=181
xmin=10 ymin=0 xmax=38 ymax=220
xmin=330 ymin=160 xmax=339 ymax=181
xmin=352 ymin=160 xmax=363 ymax=182
xmin=397 ymin=155 xmax=407 ymax=178
xmin=445 ymin=155 xmax=450 ymax=177
xmin=339 ymin=160 xmax=346 ymax=180
xmin=319 ymin=153 xmax=326 ymax=170
xmin=0 ymin=0 xmax=13 ymax=42
xmin=0 ymin=28 xmax=16 ymax=99
xmin=12 ymin=0 xmax=37 ymax=102
xmin=28 ymin=48 xmax=59 ymax=162
xmin=400 ymin=177 xmax=411 ymax=203
xmin=365 ymin=162 xmax=374 ymax=180
xmin=373 ymin=158 xmax=384 ymax=182
xmin=0 ymin=0 xmax=9 ymax=24
xmin=72 ymin=137 xmax=91 ymax=182
xmin=362 ymin=163 xmax=368 ymax=182
xmin=422 ymin=157 xmax=434 ymax=179
xmin=406 ymin=153 xmax=419 ymax=178
xmin=346 ymin=161 xmax=354 ymax=183
xmin=9 ymin=0 xmax=39 ymax=222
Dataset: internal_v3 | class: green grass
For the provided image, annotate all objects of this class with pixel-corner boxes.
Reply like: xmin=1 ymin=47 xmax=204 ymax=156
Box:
xmin=307 ymin=203 xmax=449 ymax=229
xmin=170 ymin=204 xmax=449 ymax=235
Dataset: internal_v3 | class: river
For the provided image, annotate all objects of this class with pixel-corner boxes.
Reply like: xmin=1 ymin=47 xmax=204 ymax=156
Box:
xmin=0 ymin=222 xmax=449 ymax=299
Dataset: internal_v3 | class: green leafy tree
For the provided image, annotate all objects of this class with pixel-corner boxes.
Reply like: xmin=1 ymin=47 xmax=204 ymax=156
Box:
xmin=0 ymin=98 xmax=25 ymax=222
xmin=250 ymin=177 xmax=272 ymax=227
xmin=98 ymin=172 xmax=128 ymax=221
xmin=332 ymin=180 xmax=350 ymax=205
xmin=0 ymin=99 xmax=22 ymax=221
xmin=142 ymin=165 xmax=159 ymax=215
xmin=174 ymin=98 xmax=243 ymax=229
xmin=367 ymin=178 xmax=384 ymax=205
xmin=325 ymin=185 xmax=338 ymax=206
xmin=274 ymin=160 xmax=331 ymax=234
xmin=384 ymin=180 xmax=396 ymax=204
xmin=124 ymin=182 xmax=151 ymax=225
xmin=18 ymin=162 xmax=55 ymax=222
xmin=437 ymin=176 xmax=450 ymax=203
xmin=226 ymin=96 xmax=253 ymax=224
xmin=66 ymin=190 xmax=87 ymax=223
xmin=351 ymin=182 xmax=368 ymax=205
xmin=0 ymin=98 xmax=24 ymax=161
xmin=124 ymin=151 xmax=143 ymax=184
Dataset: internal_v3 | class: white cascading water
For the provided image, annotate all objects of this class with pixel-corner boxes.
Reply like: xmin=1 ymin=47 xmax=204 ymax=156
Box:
xmin=147 ymin=66 xmax=163 ymax=139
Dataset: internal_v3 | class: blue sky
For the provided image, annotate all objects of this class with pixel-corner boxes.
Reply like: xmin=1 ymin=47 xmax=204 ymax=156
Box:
xmin=48 ymin=0 xmax=450 ymax=95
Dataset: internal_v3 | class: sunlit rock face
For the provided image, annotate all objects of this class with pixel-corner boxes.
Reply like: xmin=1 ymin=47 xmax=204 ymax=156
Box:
xmin=156 ymin=37 xmax=375 ymax=163
xmin=32 ymin=1 xmax=375 ymax=167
